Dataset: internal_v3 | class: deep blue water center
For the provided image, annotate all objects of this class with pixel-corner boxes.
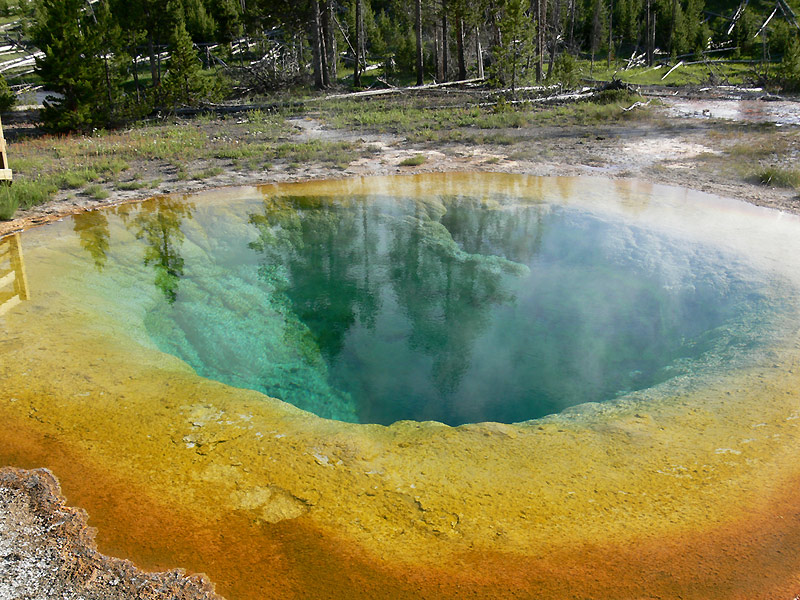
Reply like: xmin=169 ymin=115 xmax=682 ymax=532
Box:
xmin=111 ymin=192 xmax=769 ymax=426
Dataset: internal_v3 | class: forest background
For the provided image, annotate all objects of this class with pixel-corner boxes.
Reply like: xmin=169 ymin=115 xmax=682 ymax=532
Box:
xmin=0 ymin=0 xmax=797 ymax=223
xmin=0 ymin=0 xmax=796 ymax=132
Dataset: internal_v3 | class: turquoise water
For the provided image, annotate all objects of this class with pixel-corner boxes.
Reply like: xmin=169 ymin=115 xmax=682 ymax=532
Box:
xmin=64 ymin=187 xmax=779 ymax=426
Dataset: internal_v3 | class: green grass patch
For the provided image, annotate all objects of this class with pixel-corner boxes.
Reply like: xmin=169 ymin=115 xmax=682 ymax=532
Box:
xmin=272 ymin=140 xmax=365 ymax=167
xmin=133 ymin=127 xmax=209 ymax=160
xmin=322 ymin=100 xmax=483 ymax=133
xmin=16 ymin=180 xmax=59 ymax=209
xmin=531 ymin=91 xmax=652 ymax=125
xmin=757 ymin=167 xmax=800 ymax=188
xmin=213 ymin=142 xmax=272 ymax=160
xmin=0 ymin=179 xmax=59 ymax=211
xmin=93 ymin=157 xmax=130 ymax=176
xmin=56 ymin=167 xmax=99 ymax=189
xmin=728 ymin=136 xmax=787 ymax=159
xmin=399 ymin=154 xmax=426 ymax=166
xmin=84 ymin=183 xmax=110 ymax=199
xmin=0 ymin=110 xmax=301 ymax=213
xmin=322 ymin=91 xmax=653 ymax=144
xmin=115 ymin=178 xmax=161 ymax=191
xmin=193 ymin=166 xmax=224 ymax=180
xmin=0 ymin=186 xmax=18 ymax=220
xmin=584 ymin=60 xmax=755 ymax=87
xmin=244 ymin=109 xmax=290 ymax=135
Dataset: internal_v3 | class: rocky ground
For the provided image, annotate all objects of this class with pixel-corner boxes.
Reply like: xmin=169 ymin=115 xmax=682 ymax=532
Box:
xmin=0 ymin=87 xmax=798 ymax=599
xmin=0 ymin=468 xmax=222 ymax=600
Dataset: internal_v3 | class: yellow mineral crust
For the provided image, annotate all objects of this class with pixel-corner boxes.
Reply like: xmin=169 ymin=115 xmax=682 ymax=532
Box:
xmin=2 ymin=174 xmax=800 ymax=599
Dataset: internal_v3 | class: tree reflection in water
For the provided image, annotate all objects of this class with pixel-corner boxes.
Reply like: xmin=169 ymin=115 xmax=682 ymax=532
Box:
xmin=250 ymin=196 xmax=381 ymax=364
xmin=249 ymin=194 xmax=533 ymax=424
xmin=121 ymin=189 xmax=769 ymax=426
xmin=72 ymin=210 xmax=111 ymax=271
xmin=119 ymin=197 xmax=195 ymax=304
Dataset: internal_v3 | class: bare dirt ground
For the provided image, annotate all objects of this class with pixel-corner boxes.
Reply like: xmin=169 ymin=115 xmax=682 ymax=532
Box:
xmin=0 ymin=90 xmax=798 ymax=599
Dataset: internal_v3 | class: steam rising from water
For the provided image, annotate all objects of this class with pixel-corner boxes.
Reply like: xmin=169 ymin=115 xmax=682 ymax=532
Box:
xmin=4 ymin=175 xmax=800 ymax=600
xmin=12 ymin=177 xmax=790 ymax=425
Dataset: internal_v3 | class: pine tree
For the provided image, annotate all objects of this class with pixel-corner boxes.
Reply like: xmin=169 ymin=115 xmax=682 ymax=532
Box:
xmin=683 ymin=0 xmax=707 ymax=57
xmin=669 ymin=0 xmax=685 ymax=57
xmin=163 ymin=18 xmax=209 ymax=106
xmin=0 ymin=73 xmax=15 ymax=112
xmin=110 ymin=0 xmax=169 ymax=87
xmin=550 ymin=51 xmax=578 ymax=88
xmin=92 ymin=0 xmax=128 ymax=113
xmin=354 ymin=0 xmax=363 ymax=87
xmin=614 ymin=0 xmax=641 ymax=49
xmin=493 ymin=0 xmax=534 ymax=94
xmin=588 ymin=0 xmax=608 ymax=71
xmin=730 ymin=6 xmax=758 ymax=58
xmin=310 ymin=0 xmax=326 ymax=88
xmin=184 ymin=0 xmax=218 ymax=41
xmin=779 ymin=35 xmax=800 ymax=91
xmin=209 ymin=0 xmax=243 ymax=43
xmin=32 ymin=0 xmax=125 ymax=131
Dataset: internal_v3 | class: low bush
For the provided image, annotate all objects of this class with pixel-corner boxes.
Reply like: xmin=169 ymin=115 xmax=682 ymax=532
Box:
xmin=7 ymin=179 xmax=59 ymax=210
xmin=399 ymin=154 xmax=426 ymax=166
xmin=0 ymin=186 xmax=18 ymax=220
xmin=0 ymin=74 xmax=15 ymax=113
xmin=57 ymin=168 xmax=99 ymax=189
xmin=778 ymin=38 xmax=800 ymax=92
xmin=757 ymin=167 xmax=800 ymax=189
xmin=193 ymin=166 xmax=224 ymax=179
xmin=85 ymin=184 xmax=110 ymax=199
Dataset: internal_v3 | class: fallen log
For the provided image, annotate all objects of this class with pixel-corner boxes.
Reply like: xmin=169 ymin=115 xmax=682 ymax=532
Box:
xmin=313 ymin=78 xmax=486 ymax=101
xmin=662 ymin=61 xmax=684 ymax=80
xmin=622 ymin=99 xmax=652 ymax=111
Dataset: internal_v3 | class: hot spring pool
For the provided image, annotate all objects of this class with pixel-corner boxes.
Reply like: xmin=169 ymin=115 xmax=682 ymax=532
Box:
xmin=2 ymin=173 xmax=800 ymax=599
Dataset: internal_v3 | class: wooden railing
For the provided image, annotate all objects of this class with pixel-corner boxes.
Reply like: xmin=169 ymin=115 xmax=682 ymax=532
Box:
xmin=0 ymin=233 xmax=28 ymax=316
xmin=0 ymin=115 xmax=11 ymax=182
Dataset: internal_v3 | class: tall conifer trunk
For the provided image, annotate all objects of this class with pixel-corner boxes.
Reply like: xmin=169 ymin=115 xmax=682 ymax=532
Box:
xmin=547 ymin=0 xmax=561 ymax=76
xmin=441 ymin=0 xmax=449 ymax=82
xmin=435 ymin=28 xmax=441 ymax=80
xmin=568 ymin=0 xmax=576 ymax=48
xmin=607 ymin=0 xmax=613 ymax=66
xmin=533 ymin=0 xmax=547 ymax=81
xmin=416 ymin=0 xmax=424 ymax=85
xmin=475 ymin=25 xmax=484 ymax=78
xmin=323 ymin=1 xmax=337 ymax=81
xmin=354 ymin=0 xmax=362 ymax=87
xmin=148 ymin=36 xmax=159 ymax=86
xmin=457 ymin=18 xmax=466 ymax=80
xmin=311 ymin=0 xmax=325 ymax=88
xmin=670 ymin=0 xmax=678 ymax=56
xmin=646 ymin=0 xmax=653 ymax=64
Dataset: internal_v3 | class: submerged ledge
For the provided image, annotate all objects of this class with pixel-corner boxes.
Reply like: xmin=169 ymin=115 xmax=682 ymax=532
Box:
xmin=2 ymin=174 xmax=800 ymax=599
